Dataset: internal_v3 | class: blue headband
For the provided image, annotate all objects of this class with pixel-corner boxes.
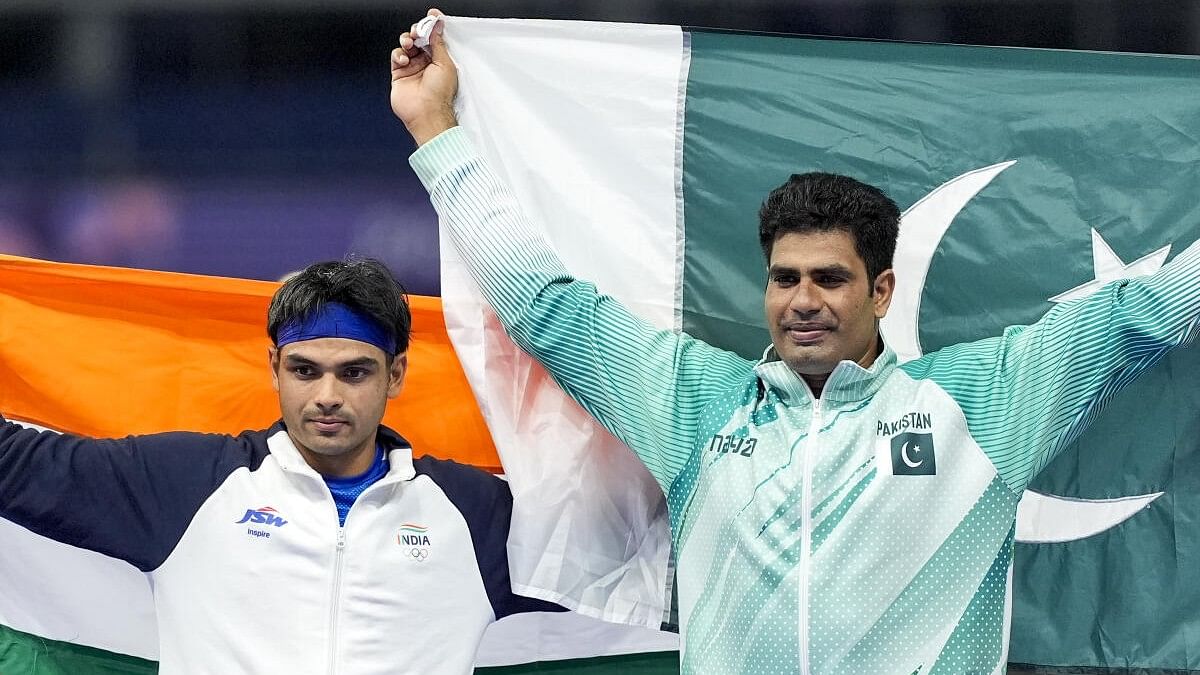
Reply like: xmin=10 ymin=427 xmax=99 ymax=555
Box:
xmin=276 ymin=302 xmax=397 ymax=355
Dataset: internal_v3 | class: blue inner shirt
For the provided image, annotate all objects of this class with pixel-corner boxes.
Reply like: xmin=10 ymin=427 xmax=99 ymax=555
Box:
xmin=323 ymin=444 xmax=389 ymax=527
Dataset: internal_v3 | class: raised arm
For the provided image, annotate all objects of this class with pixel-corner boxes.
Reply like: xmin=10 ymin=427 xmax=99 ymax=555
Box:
xmin=0 ymin=417 xmax=247 ymax=571
xmin=902 ymin=239 xmax=1200 ymax=494
xmin=390 ymin=12 xmax=754 ymax=490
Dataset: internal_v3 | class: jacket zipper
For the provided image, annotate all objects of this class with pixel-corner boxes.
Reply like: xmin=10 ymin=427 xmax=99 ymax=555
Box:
xmin=316 ymin=457 xmax=404 ymax=675
xmin=798 ymin=401 xmax=821 ymax=675
xmin=327 ymin=527 xmax=347 ymax=675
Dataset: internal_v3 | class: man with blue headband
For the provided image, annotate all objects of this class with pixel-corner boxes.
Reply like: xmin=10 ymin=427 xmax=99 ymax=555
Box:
xmin=0 ymin=257 xmax=561 ymax=674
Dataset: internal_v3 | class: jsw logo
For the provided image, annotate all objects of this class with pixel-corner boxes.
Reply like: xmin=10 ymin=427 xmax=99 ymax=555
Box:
xmin=235 ymin=506 xmax=289 ymax=527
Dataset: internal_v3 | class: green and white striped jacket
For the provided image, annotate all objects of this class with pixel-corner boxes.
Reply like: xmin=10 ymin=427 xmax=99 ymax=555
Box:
xmin=412 ymin=127 xmax=1200 ymax=675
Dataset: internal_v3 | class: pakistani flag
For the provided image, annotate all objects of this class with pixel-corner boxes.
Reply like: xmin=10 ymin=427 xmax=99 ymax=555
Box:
xmin=440 ymin=16 xmax=1200 ymax=672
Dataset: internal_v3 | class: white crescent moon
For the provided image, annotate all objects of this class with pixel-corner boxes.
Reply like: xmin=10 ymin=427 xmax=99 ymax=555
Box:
xmin=1015 ymin=490 xmax=1163 ymax=544
xmin=878 ymin=162 xmax=1163 ymax=543
xmin=880 ymin=161 xmax=1016 ymax=363
xmin=900 ymin=441 xmax=922 ymax=468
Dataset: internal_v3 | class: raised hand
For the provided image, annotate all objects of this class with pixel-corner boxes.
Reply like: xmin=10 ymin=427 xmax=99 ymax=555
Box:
xmin=390 ymin=8 xmax=459 ymax=146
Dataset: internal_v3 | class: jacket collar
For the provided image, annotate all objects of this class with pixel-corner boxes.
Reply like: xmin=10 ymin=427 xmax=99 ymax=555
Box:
xmin=265 ymin=421 xmax=416 ymax=481
xmin=753 ymin=339 xmax=897 ymax=406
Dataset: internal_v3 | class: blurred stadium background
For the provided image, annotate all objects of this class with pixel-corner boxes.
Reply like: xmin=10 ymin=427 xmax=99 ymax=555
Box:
xmin=0 ymin=0 xmax=1197 ymax=293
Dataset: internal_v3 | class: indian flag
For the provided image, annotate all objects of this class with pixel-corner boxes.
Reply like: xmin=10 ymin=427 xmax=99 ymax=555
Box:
xmin=439 ymin=16 xmax=1200 ymax=673
xmin=0 ymin=255 xmax=676 ymax=672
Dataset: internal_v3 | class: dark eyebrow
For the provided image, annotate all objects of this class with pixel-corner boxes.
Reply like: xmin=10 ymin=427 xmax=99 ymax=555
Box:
xmin=812 ymin=264 xmax=855 ymax=277
xmin=767 ymin=264 xmax=855 ymax=277
xmin=283 ymin=354 xmax=379 ymax=369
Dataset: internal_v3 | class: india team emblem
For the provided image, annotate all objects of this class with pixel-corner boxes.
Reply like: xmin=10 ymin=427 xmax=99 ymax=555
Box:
xmin=397 ymin=523 xmax=432 ymax=562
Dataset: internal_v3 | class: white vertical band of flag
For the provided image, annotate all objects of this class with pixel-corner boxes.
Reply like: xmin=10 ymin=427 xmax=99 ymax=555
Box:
xmin=440 ymin=17 xmax=686 ymax=630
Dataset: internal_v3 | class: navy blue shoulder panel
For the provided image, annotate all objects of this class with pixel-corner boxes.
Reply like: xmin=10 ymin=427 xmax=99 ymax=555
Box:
xmin=0 ymin=415 xmax=275 ymax=572
xmin=411 ymin=454 xmax=565 ymax=620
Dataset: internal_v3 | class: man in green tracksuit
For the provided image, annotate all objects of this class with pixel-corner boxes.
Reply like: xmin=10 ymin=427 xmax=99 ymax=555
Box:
xmin=389 ymin=13 xmax=1200 ymax=674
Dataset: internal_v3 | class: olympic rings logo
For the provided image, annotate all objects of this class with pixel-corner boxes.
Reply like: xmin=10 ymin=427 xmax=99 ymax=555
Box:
xmin=408 ymin=547 xmax=430 ymax=561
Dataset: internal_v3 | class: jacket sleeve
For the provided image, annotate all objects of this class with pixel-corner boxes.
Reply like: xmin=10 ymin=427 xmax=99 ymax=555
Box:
xmin=413 ymin=456 xmax=565 ymax=620
xmin=410 ymin=128 xmax=754 ymax=491
xmin=0 ymin=417 xmax=248 ymax=571
xmin=901 ymin=238 xmax=1200 ymax=494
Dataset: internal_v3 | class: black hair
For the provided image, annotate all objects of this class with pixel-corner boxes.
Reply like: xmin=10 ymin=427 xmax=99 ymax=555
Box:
xmin=758 ymin=172 xmax=900 ymax=283
xmin=267 ymin=257 xmax=411 ymax=356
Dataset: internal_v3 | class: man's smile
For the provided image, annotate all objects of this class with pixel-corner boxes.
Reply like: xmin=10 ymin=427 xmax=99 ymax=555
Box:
xmin=784 ymin=322 xmax=833 ymax=345
xmin=308 ymin=417 xmax=349 ymax=434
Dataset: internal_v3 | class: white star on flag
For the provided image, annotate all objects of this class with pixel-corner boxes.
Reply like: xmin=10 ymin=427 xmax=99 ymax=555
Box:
xmin=1048 ymin=228 xmax=1172 ymax=303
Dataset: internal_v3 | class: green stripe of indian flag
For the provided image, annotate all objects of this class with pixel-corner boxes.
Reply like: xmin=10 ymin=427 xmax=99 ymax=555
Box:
xmin=0 ymin=622 xmax=679 ymax=674
xmin=1 ymin=624 xmax=156 ymax=675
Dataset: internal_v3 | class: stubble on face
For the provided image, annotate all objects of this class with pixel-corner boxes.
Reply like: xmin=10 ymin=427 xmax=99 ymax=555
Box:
xmin=763 ymin=231 xmax=893 ymax=391
xmin=270 ymin=338 xmax=404 ymax=476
